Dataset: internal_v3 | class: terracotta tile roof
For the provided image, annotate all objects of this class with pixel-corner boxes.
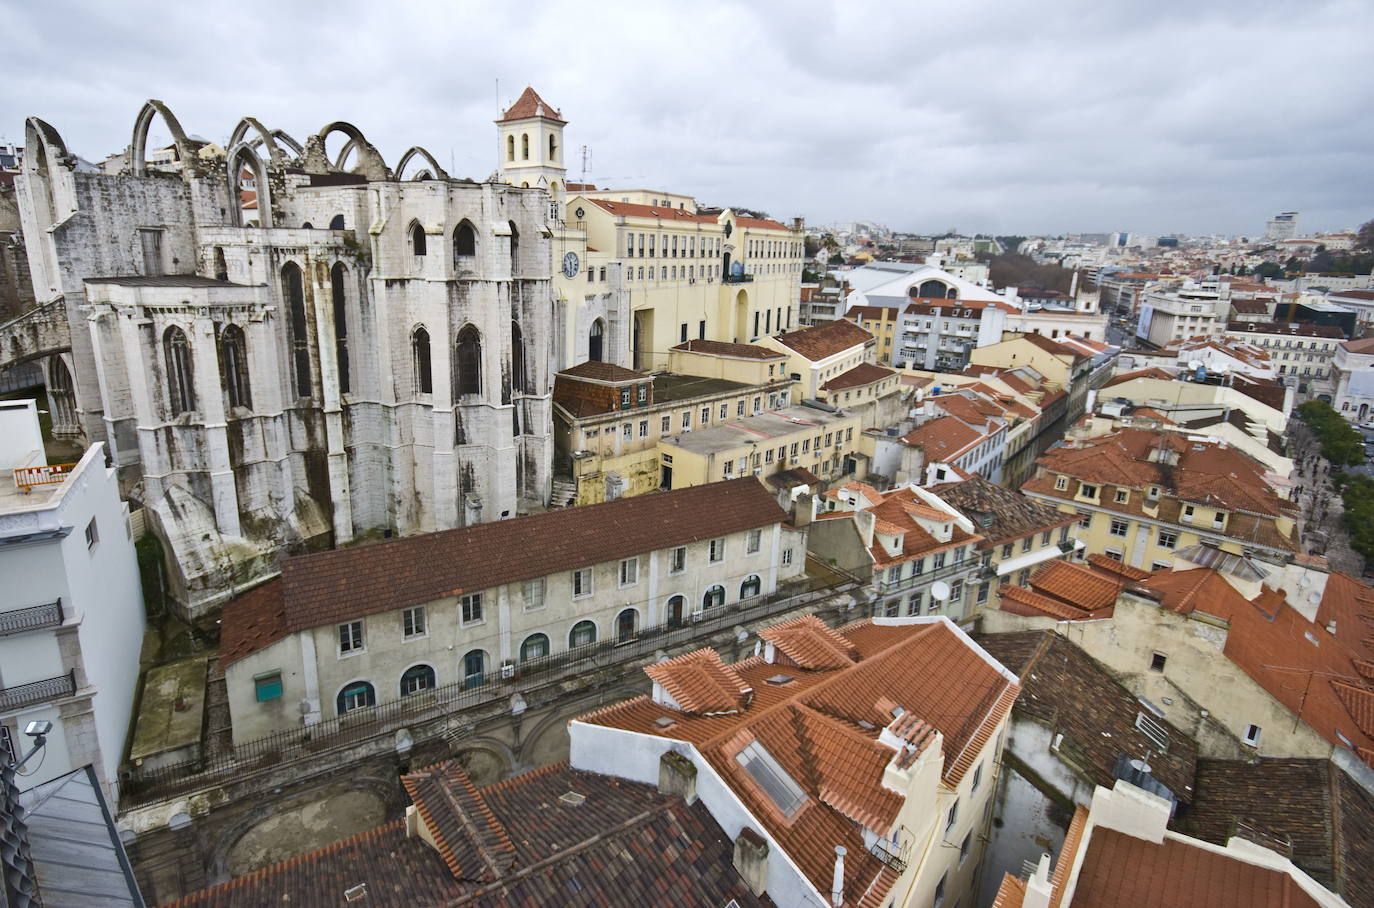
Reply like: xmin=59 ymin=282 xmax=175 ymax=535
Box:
xmin=845 ymin=485 xmax=983 ymax=569
xmin=555 ymin=360 xmax=647 ymax=383
xmin=1103 ymin=366 xmax=1177 ymax=387
xmin=845 ymin=305 xmax=898 ymax=321
xmin=757 ymin=614 xmax=858 ymax=669
xmin=220 ymin=478 xmax=788 ymax=666
xmin=998 ymin=584 xmax=1095 ymax=621
xmin=899 ymin=415 xmax=983 ymax=462
xmin=581 ymin=618 xmax=1019 ymax=907
xmin=991 ymin=874 xmax=1027 ymax=908
xmin=772 ymin=320 xmax=874 ymax=361
xmin=1086 ymin=553 xmax=1152 ymax=581
xmin=498 ymin=86 xmax=565 ymax=123
xmin=1317 ymin=572 xmax=1374 ymax=661
xmin=643 ymin=648 xmax=752 ymax=715
xmin=171 ymin=762 xmax=766 ymax=907
xmin=671 ymin=338 xmax=785 ymax=360
xmin=978 ymin=631 xmax=1198 ymax=802
xmin=1344 ymin=337 xmax=1374 ymax=355
xmin=1016 ymin=332 xmax=1087 ymax=363
xmin=1030 ymin=561 xmax=1123 ymax=612
xmin=767 ymin=466 xmax=822 ymax=490
xmin=927 ymin=474 xmax=1076 ymax=547
xmin=583 ymin=198 xmax=791 ymax=232
xmin=820 ymin=362 xmax=895 ymax=392
xmin=1050 ymin=806 xmax=1089 ymax=908
xmin=400 ymin=763 xmax=516 ymax=882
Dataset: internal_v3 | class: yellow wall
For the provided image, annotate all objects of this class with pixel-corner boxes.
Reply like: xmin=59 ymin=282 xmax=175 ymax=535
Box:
xmin=658 ymin=411 xmax=863 ymax=489
xmin=667 ymin=347 xmax=789 ymax=388
xmin=970 ymin=336 xmax=1072 ymax=388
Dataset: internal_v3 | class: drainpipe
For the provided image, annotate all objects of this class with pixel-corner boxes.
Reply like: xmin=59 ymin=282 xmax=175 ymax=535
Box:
xmin=830 ymin=846 xmax=846 ymax=906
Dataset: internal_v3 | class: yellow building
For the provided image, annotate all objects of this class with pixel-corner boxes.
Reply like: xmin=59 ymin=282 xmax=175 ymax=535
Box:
xmin=757 ymin=319 xmax=876 ymax=398
xmin=1020 ymin=428 xmax=1299 ymax=570
xmin=844 ymin=305 xmax=901 ymax=364
xmin=494 ymin=87 xmax=807 ymax=374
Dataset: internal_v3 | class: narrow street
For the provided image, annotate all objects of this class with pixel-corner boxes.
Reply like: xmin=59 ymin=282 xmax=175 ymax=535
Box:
xmin=1287 ymin=420 xmax=1365 ymax=575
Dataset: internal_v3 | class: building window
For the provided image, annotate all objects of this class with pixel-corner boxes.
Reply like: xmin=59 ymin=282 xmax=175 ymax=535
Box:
xmin=339 ymin=620 xmax=364 ymax=655
xmin=164 ymin=325 xmax=196 ymax=415
xmin=1077 ymin=511 xmax=1092 ymax=529
xmin=1080 ymin=483 xmax=1098 ymax=499
xmin=661 ymin=415 xmax=671 ymax=433
xmin=1021 ymin=536 xmax=1033 ymax=553
xmin=400 ymin=664 xmax=436 ymax=695
xmin=1114 ymin=489 xmax=1128 ymax=503
xmin=1157 ymin=531 xmax=1177 ymax=549
xmin=1109 ymin=518 xmax=1129 ymax=537
xmin=639 ymin=420 xmax=648 ymax=438
xmin=522 ymin=578 xmax=546 ymax=611
xmin=1104 ymin=550 xmax=1122 ymax=562
xmin=782 ymin=547 xmax=793 ymax=566
xmin=976 ymin=581 xmax=990 ymax=605
xmin=620 ymin=557 xmax=639 ymax=586
xmin=741 ymin=575 xmax=762 ymax=599
xmin=1244 ymin=724 xmax=1262 ymax=747
xmin=412 ymin=326 xmax=433 ymax=394
xmin=254 ymin=672 xmax=283 ymax=702
xmin=746 ymin=529 xmax=762 ymax=554
xmin=1151 ymin=652 xmax=1167 ymax=672
xmin=569 ymin=620 xmax=597 ymax=648
xmin=637 ymin=385 xmax=648 ymax=403
xmin=520 ymin=633 xmax=549 ymax=662
xmin=616 ymin=608 xmax=638 ymax=642
xmin=933 ymin=551 xmax=946 ymax=569
xmin=455 ymin=325 xmax=482 ymax=396
xmin=934 ymin=873 xmax=947 ymax=907
xmin=220 ymin=324 xmax=252 ymax=409
xmin=462 ymin=650 xmax=486 ymax=688
xmin=454 ymin=221 xmax=477 ymax=258
xmin=670 ymin=546 xmax=687 ymax=574
xmin=573 ymin=568 xmax=594 ymax=598
xmin=461 ymin=593 xmax=483 ymax=625
xmin=84 ymin=517 xmax=99 ymax=550
xmin=337 ymin=681 xmax=375 ymax=714
xmin=402 ymin=606 xmax=426 ymax=639
xmin=703 ymin=584 xmax=725 ymax=609
xmin=945 ymin=799 xmax=959 ymax=835
xmin=410 ymin=221 xmax=427 ymax=256
xmin=709 ymin=537 xmax=725 ymax=563
xmin=1000 ymin=542 xmax=1013 ymax=559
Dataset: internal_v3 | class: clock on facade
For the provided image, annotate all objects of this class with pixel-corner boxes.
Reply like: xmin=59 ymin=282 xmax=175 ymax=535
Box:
xmin=562 ymin=251 xmax=580 ymax=278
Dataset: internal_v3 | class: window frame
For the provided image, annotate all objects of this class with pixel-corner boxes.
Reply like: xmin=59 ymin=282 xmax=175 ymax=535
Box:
xmin=338 ymin=620 xmax=364 ymax=656
xmin=573 ymin=567 xmax=594 ymax=599
xmin=460 ymin=592 xmax=484 ymax=626
xmin=402 ymin=606 xmax=427 ymax=640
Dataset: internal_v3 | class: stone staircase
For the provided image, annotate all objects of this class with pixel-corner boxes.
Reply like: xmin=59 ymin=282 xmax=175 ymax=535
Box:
xmin=549 ymin=479 xmax=576 ymax=509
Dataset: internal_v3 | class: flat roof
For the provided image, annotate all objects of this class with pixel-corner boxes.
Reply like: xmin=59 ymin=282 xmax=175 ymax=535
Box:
xmin=662 ymin=404 xmax=848 ymax=455
xmin=651 ymin=373 xmax=753 ymax=403
xmin=129 ymin=657 xmax=208 ymax=761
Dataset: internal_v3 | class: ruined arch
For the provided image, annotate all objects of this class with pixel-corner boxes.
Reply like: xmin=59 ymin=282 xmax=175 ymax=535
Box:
xmin=23 ymin=118 xmax=73 ymax=293
xmin=225 ymin=142 xmax=271 ymax=228
xmin=226 ymin=117 xmax=288 ymax=167
xmin=130 ymin=100 xmax=200 ymax=177
xmin=271 ymin=130 xmax=305 ymax=157
xmin=302 ymin=121 xmax=391 ymax=181
xmin=395 ymin=146 xmax=449 ymax=181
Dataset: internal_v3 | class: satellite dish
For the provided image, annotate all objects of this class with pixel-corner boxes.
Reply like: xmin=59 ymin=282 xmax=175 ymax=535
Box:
xmin=931 ymin=581 xmax=952 ymax=601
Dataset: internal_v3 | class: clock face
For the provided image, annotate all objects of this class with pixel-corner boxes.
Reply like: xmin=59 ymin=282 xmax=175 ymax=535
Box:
xmin=562 ymin=251 xmax=580 ymax=279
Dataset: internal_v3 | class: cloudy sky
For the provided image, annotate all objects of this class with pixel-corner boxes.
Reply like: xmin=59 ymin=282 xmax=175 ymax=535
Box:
xmin=5 ymin=0 xmax=1372 ymax=237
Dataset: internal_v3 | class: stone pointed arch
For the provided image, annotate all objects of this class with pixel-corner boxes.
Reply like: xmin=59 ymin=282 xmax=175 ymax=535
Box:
xmin=270 ymin=129 xmax=305 ymax=157
xmin=227 ymin=117 xmax=289 ymax=166
xmin=225 ymin=142 xmax=272 ymax=228
xmin=130 ymin=99 xmax=201 ymax=177
xmin=395 ymin=146 xmax=449 ymax=181
xmin=301 ymin=121 xmax=391 ymax=181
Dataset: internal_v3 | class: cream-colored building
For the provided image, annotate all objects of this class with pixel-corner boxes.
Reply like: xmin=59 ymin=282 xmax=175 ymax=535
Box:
xmin=220 ymin=478 xmax=806 ymax=743
xmin=757 ymin=319 xmax=876 ymax=398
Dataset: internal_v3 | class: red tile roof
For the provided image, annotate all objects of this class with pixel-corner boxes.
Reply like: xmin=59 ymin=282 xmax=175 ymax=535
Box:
xmin=556 ymin=360 xmax=647 ymax=383
xmin=1030 ymin=561 xmax=1123 ymax=611
xmin=583 ymin=198 xmax=791 ymax=232
xmin=899 ymin=415 xmax=984 ymax=462
xmin=772 ymin=320 xmax=874 ymax=361
xmin=643 ymin=648 xmax=753 ymax=715
xmin=672 ymin=338 xmax=785 ymax=360
xmin=757 ymin=614 xmax=858 ymax=670
xmin=498 ymin=86 xmax=565 ymax=123
xmin=821 ymin=362 xmax=895 ymax=392
xmin=221 ymin=478 xmax=788 ymax=665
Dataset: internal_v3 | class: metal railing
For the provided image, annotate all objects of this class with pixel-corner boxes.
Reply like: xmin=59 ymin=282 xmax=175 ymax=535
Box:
xmin=13 ymin=462 xmax=76 ymax=491
xmin=119 ymin=573 xmax=859 ymax=807
xmin=869 ymin=837 xmax=909 ymax=873
xmin=0 ymin=600 xmax=64 ymax=637
xmin=0 ymin=670 xmax=76 ymax=712
xmin=723 ymin=273 xmax=754 ymax=284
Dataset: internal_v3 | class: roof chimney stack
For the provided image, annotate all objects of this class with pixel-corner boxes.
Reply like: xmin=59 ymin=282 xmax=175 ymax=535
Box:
xmin=830 ymin=846 xmax=846 ymax=906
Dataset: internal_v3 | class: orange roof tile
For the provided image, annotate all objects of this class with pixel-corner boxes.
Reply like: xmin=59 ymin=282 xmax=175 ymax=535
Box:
xmin=1030 ymin=561 xmax=1123 ymax=612
xmin=758 ymin=615 xmax=859 ymax=670
xmin=498 ymin=86 xmax=565 ymax=123
xmin=643 ymin=648 xmax=752 ymax=715
xmin=773 ymin=320 xmax=874 ymax=361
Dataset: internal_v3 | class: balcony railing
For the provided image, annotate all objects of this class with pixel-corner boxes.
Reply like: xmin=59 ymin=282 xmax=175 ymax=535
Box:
xmin=0 ymin=670 xmax=76 ymax=712
xmin=869 ymin=837 xmax=909 ymax=874
xmin=13 ymin=462 xmax=76 ymax=492
xmin=723 ymin=273 xmax=754 ymax=284
xmin=0 ymin=599 xmax=64 ymax=637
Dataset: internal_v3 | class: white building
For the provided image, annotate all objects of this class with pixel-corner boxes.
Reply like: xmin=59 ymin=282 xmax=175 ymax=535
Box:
xmin=841 ymin=260 xmax=1004 ymax=312
xmin=898 ymin=299 xmax=1011 ymax=371
xmin=0 ymin=400 xmax=144 ymax=798
xmin=1264 ymin=211 xmax=1299 ymax=241
xmin=1136 ymin=279 xmax=1231 ymax=346
xmin=1332 ymin=336 xmax=1374 ymax=422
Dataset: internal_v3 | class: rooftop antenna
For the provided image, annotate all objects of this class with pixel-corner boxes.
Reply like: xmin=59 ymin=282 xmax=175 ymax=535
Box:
xmin=580 ymin=145 xmax=592 ymax=183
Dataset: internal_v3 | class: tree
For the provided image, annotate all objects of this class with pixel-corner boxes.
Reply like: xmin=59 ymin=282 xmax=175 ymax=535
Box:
xmin=1297 ymin=400 xmax=1364 ymax=466
xmin=1357 ymin=218 xmax=1374 ymax=252
xmin=828 ymin=253 xmax=844 ymax=265
xmin=1254 ymin=262 xmax=1283 ymax=279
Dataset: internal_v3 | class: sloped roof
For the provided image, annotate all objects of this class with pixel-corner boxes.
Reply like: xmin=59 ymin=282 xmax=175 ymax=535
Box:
xmin=899 ymin=415 xmax=984 ymax=462
xmin=556 ymin=360 xmax=647 ymax=383
xmin=498 ymin=86 xmax=565 ymax=123
xmin=927 ymin=474 xmax=1076 ymax=545
xmin=821 ymin=362 xmax=895 ymax=392
xmin=643 ymin=648 xmax=752 ymax=715
xmin=772 ymin=320 xmax=874 ymax=361
xmin=757 ymin=614 xmax=858 ymax=670
xmin=671 ymin=338 xmax=785 ymax=360
xmin=1030 ymin=561 xmax=1123 ymax=612
xmin=400 ymin=764 xmax=516 ymax=883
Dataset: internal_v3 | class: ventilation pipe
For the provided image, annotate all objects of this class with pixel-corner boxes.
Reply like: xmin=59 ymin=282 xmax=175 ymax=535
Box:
xmin=830 ymin=846 xmax=846 ymax=906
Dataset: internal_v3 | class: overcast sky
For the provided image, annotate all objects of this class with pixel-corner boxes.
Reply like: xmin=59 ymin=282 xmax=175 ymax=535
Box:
xmin=5 ymin=0 xmax=1372 ymax=238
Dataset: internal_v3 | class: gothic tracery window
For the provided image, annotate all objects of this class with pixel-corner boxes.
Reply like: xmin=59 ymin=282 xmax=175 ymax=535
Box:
xmin=164 ymin=325 xmax=196 ymax=415
xmin=412 ymin=326 xmax=433 ymax=394
xmin=282 ymin=263 xmax=311 ymax=398
xmin=219 ymin=324 xmax=251 ymax=410
xmin=455 ymin=325 xmax=482 ymax=396
xmin=331 ymin=263 xmax=350 ymax=393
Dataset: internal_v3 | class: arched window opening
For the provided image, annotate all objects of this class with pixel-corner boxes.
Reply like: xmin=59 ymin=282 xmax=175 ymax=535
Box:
xmin=588 ymin=318 xmax=605 ymax=363
xmin=301 ymin=222 xmax=313 ymax=229
xmin=508 ymin=221 xmax=520 ymax=268
xmin=506 ymin=134 xmax=515 ymax=162
xmin=915 ymin=279 xmax=951 ymax=300
xmin=329 ymin=213 xmax=346 ymax=230
xmin=461 ymin=650 xmax=487 ymax=689
xmin=521 ymin=132 xmax=529 ymax=160
xmin=410 ymin=222 xmax=427 ymax=256
xmin=46 ymin=356 xmax=77 ymax=432
xmin=520 ymin=633 xmax=549 ymax=663
xmin=400 ymin=664 xmax=435 ymax=696
xmin=569 ymin=620 xmax=596 ymax=649
xmin=412 ymin=326 xmax=433 ymax=394
xmin=548 ymin=133 xmax=557 ymax=161
xmin=219 ymin=324 xmax=251 ymax=410
xmin=511 ymin=321 xmax=527 ymax=394
xmin=616 ymin=608 xmax=638 ymax=643
xmin=455 ymin=325 xmax=482 ymax=396
xmin=164 ymin=325 xmax=196 ymax=416
xmin=454 ymin=221 xmax=477 ymax=259
xmin=330 ymin=263 xmax=350 ymax=394
xmin=213 ymin=247 xmax=228 ymax=282
xmin=666 ymin=595 xmax=686 ymax=629
xmin=741 ymin=575 xmax=762 ymax=600
xmin=703 ymin=585 xmax=725 ymax=610
xmin=337 ymin=680 xmax=375 ymax=715
xmin=282 ymin=263 xmax=311 ymax=398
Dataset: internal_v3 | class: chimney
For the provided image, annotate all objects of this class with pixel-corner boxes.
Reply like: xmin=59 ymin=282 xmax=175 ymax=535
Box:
xmin=657 ymin=750 xmax=698 ymax=805
xmin=830 ymin=846 xmax=846 ymax=906
xmin=732 ymin=827 xmax=769 ymax=895
xmin=1022 ymin=852 xmax=1054 ymax=908
xmin=792 ymin=491 xmax=815 ymax=528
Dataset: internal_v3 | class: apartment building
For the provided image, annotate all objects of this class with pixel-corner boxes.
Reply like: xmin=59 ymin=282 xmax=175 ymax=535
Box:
xmin=969 ymin=333 xmax=1096 ymax=420
xmin=0 ymin=401 xmax=144 ymax=797
xmin=758 ymin=319 xmax=875 ymax=398
xmin=1331 ymin=336 xmax=1374 ymax=422
xmin=1137 ymin=279 xmax=1232 ymax=346
xmin=844 ymin=304 xmax=901 ymax=364
xmin=869 ymin=397 xmax=1010 ymax=487
xmin=1224 ymin=321 xmax=1344 ymax=398
xmin=219 ymin=478 xmax=806 ymax=742
xmin=898 ymin=298 xmax=1010 ymax=371
xmin=1020 ymin=428 xmax=1300 ymax=569
xmin=815 ymin=362 xmax=907 ymax=431
xmin=572 ymin=614 xmax=1021 ymax=908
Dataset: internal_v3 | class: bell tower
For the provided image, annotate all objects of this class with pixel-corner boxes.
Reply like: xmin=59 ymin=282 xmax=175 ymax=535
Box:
xmin=496 ymin=86 xmax=568 ymax=204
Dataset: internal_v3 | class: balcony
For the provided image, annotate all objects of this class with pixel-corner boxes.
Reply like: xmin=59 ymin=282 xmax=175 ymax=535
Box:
xmin=869 ymin=837 xmax=909 ymax=873
xmin=0 ymin=599 xmax=64 ymax=637
xmin=0 ymin=669 xmax=76 ymax=712
xmin=13 ymin=462 xmax=76 ymax=492
xmin=723 ymin=273 xmax=754 ymax=284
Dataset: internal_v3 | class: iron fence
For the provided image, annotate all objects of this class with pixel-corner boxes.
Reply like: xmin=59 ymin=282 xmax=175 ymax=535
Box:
xmin=0 ymin=670 xmax=76 ymax=713
xmin=0 ymin=600 xmax=63 ymax=637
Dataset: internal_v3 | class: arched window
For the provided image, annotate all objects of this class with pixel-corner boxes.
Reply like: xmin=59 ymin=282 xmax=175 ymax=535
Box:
xmin=331 ymin=263 xmax=350 ymax=394
xmin=511 ymin=321 xmax=527 ymax=394
xmin=164 ymin=326 xmax=196 ymax=415
xmin=400 ymin=664 xmax=435 ymax=696
xmin=508 ymin=221 xmax=520 ymax=268
xmin=410 ymin=222 xmax=427 ymax=256
xmin=506 ymin=134 xmax=515 ymax=162
xmin=282 ymin=263 xmax=311 ymax=398
xmin=548 ymin=133 xmax=557 ymax=161
xmin=219 ymin=324 xmax=251 ymax=410
xmin=455 ymin=325 xmax=482 ymax=396
xmin=412 ymin=326 xmax=433 ymax=394
xmin=461 ymin=650 xmax=487 ymax=689
xmin=569 ymin=620 xmax=596 ymax=649
xmin=329 ymin=213 xmax=346 ymax=230
xmin=454 ymin=221 xmax=477 ymax=260
xmin=301 ymin=222 xmax=313 ymax=229
xmin=521 ymin=132 xmax=529 ymax=160
xmin=616 ymin=608 xmax=638 ymax=642
xmin=666 ymin=595 xmax=686 ymax=629
xmin=703 ymin=585 xmax=725 ymax=610
xmin=741 ymin=575 xmax=762 ymax=600
xmin=337 ymin=680 xmax=375 ymax=715
xmin=213 ymin=247 xmax=228 ymax=282
xmin=588 ymin=319 xmax=605 ymax=362
xmin=520 ymin=633 xmax=549 ymax=663
xmin=915 ymin=279 xmax=950 ymax=300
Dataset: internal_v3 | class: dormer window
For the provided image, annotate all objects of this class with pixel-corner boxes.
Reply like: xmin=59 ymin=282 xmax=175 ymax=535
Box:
xmin=1080 ymin=483 xmax=1098 ymax=499
xmin=1115 ymin=490 xmax=1128 ymax=504
xmin=1054 ymin=475 xmax=1068 ymax=491
xmin=1147 ymin=486 xmax=1160 ymax=499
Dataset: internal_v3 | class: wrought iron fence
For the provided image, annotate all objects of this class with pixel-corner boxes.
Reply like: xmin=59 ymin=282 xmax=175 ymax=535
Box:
xmin=0 ymin=670 xmax=76 ymax=712
xmin=0 ymin=600 xmax=63 ymax=637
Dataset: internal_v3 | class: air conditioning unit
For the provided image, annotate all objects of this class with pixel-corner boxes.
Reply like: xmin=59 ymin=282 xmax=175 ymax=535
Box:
xmin=500 ymin=662 xmax=515 ymax=679
xmin=690 ymin=610 xmax=704 ymax=622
